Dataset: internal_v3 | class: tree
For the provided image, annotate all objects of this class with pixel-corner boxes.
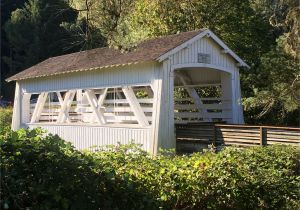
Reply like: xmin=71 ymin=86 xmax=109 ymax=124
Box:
xmin=4 ymin=0 xmax=79 ymax=73
xmin=243 ymin=40 xmax=300 ymax=125
xmin=242 ymin=0 xmax=300 ymax=125
xmin=0 ymin=0 xmax=27 ymax=99
xmin=116 ymin=0 xmax=275 ymax=62
xmin=67 ymin=0 xmax=135 ymax=49
xmin=251 ymin=0 xmax=300 ymax=58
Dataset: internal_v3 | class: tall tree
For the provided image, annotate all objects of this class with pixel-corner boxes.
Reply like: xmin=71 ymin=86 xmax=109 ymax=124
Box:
xmin=243 ymin=0 xmax=300 ymax=125
xmin=116 ymin=0 xmax=275 ymax=63
xmin=67 ymin=0 xmax=134 ymax=49
xmin=4 ymin=0 xmax=79 ymax=73
xmin=2 ymin=0 xmax=82 ymax=99
xmin=243 ymin=41 xmax=300 ymax=125
xmin=0 ymin=0 xmax=27 ymax=99
xmin=251 ymin=0 xmax=300 ymax=58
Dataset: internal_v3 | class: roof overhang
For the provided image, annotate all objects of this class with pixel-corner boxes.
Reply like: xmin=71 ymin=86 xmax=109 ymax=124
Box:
xmin=5 ymin=61 xmax=143 ymax=83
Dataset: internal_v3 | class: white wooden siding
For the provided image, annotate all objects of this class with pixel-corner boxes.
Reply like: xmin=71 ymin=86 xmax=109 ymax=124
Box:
xmin=21 ymin=62 xmax=156 ymax=93
xmin=28 ymin=124 xmax=152 ymax=152
xmin=157 ymin=35 xmax=243 ymax=147
xmin=170 ymin=37 xmax=237 ymax=70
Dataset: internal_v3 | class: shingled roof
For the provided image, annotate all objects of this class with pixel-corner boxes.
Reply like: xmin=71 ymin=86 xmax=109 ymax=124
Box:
xmin=7 ymin=29 xmax=208 ymax=82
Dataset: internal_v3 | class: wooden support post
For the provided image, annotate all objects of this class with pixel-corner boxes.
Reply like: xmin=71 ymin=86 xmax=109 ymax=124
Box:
xmin=122 ymin=86 xmax=150 ymax=126
xmin=151 ymin=79 xmax=163 ymax=155
xmin=57 ymin=90 xmax=76 ymax=123
xmin=85 ymin=89 xmax=106 ymax=124
xmin=21 ymin=93 xmax=32 ymax=124
xmin=30 ymin=92 xmax=48 ymax=123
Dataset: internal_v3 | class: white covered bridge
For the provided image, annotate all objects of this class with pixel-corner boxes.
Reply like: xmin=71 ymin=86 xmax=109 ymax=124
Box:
xmin=7 ymin=29 xmax=248 ymax=154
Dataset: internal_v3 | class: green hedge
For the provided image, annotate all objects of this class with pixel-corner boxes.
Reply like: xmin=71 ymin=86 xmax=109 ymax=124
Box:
xmin=1 ymin=128 xmax=299 ymax=210
xmin=0 ymin=107 xmax=12 ymax=130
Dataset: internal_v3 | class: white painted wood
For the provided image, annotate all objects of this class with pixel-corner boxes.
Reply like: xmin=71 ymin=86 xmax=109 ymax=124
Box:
xmin=175 ymin=71 xmax=209 ymax=118
xmin=55 ymin=92 xmax=71 ymax=123
xmin=97 ymin=88 xmax=108 ymax=107
xmin=37 ymin=114 xmax=152 ymax=123
xmin=11 ymin=82 xmax=22 ymax=130
xmin=56 ymin=92 xmax=63 ymax=105
xmin=21 ymin=93 xmax=31 ymax=125
xmin=171 ymin=63 xmax=233 ymax=75
xmin=122 ymin=87 xmax=150 ymax=126
xmin=221 ymin=72 xmax=234 ymax=123
xmin=21 ymin=62 xmax=156 ymax=93
xmin=28 ymin=124 xmax=152 ymax=152
xmin=158 ymin=30 xmax=208 ymax=61
xmin=104 ymin=98 xmax=153 ymax=104
xmin=57 ymin=90 xmax=76 ymax=123
xmin=30 ymin=92 xmax=48 ymax=123
xmin=85 ymin=89 xmax=106 ymax=124
xmin=151 ymin=76 xmax=163 ymax=155
xmin=158 ymin=29 xmax=249 ymax=68
xmin=175 ymin=83 xmax=221 ymax=88
xmin=32 ymin=106 xmax=153 ymax=114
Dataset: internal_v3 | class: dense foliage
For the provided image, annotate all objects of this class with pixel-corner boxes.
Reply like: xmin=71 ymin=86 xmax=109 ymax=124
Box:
xmin=1 ymin=128 xmax=299 ymax=210
xmin=0 ymin=107 xmax=12 ymax=130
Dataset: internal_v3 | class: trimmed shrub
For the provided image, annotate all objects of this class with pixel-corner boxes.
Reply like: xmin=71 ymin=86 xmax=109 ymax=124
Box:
xmin=92 ymin=144 xmax=300 ymax=210
xmin=0 ymin=107 xmax=12 ymax=130
xmin=1 ymin=128 xmax=299 ymax=210
xmin=0 ymin=129 xmax=158 ymax=210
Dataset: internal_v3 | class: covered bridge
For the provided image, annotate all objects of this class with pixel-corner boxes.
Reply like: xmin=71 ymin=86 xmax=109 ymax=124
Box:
xmin=7 ymin=29 xmax=248 ymax=154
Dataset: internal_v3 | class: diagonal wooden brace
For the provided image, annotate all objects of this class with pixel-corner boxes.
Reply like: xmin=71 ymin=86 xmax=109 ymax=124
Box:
xmin=85 ymin=89 xmax=106 ymax=124
xmin=57 ymin=90 xmax=76 ymax=123
xmin=122 ymin=86 xmax=150 ymax=126
xmin=30 ymin=92 xmax=48 ymax=123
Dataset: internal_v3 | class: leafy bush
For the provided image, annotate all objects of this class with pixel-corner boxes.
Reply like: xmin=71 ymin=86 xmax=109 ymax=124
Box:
xmin=1 ymin=128 xmax=299 ymax=210
xmin=0 ymin=129 xmax=158 ymax=210
xmin=0 ymin=107 xmax=12 ymax=130
xmin=92 ymin=144 xmax=300 ymax=210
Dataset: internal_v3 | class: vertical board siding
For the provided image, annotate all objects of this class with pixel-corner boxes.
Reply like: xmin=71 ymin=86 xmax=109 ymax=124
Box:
xmin=170 ymin=37 xmax=236 ymax=70
xmin=28 ymin=124 xmax=152 ymax=152
xmin=21 ymin=62 xmax=156 ymax=93
xmin=166 ymin=36 xmax=243 ymax=125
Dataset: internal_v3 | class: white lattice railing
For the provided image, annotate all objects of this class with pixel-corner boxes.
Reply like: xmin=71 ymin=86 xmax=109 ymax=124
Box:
xmin=29 ymin=86 xmax=154 ymax=126
xmin=174 ymin=97 xmax=232 ymax=124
